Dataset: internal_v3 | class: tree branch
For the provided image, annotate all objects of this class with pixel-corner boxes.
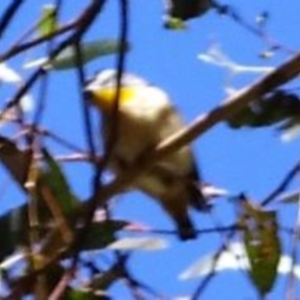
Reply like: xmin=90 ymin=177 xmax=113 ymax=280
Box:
xmin=155 ymin=52 xmax=300 ymax=158
xmin=92 ymin=51 xmax=300 ymax=207
xmin=0 ymin=0 xmax=24 ymax=39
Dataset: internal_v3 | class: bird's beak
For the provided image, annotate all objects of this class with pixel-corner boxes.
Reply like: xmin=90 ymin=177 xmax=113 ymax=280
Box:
xmin=84 ymin=81 xmax=98 ymax=93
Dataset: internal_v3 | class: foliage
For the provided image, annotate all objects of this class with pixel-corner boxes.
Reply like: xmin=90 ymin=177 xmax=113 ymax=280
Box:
xmin=0 ymin=0 xmax=300 ymax=299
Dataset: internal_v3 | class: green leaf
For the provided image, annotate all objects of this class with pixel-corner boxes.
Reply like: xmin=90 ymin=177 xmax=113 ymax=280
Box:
xmin=0 ymin=202 xmax=62 ymax=262
xmin=83 ymin=220 xmax=128 ymax=251
xmin=0 ymin=135 xmax=32 ymax=189
xmin=239 ymin=196 xmax=281 ymax=295
xmin=0 ymin=205 xmax=28 ymax=261
xmin=164 ymin=17 xmax=186 ymax=30
xmin=165 ymin=0 xmax=212 ymax=21
xmin=24 ymin=40 xmax=129 ymax=70
xmin=227 ymin=91 xmax=300 ymax=129
xmin=41 ymin=149 xmax=78 ymax=215
xmin=65 ymin=288 xmax=109 ymax=300
xmin=49 ymin=40 xmax=129 ymax=70
xmin=227 ymin=106 xmax=257 ymax=128
xmin=38 ymin=4 xmax=58 ymax=36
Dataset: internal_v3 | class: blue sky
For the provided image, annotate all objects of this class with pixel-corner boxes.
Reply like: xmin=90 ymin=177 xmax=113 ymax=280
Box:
xmin=1 ymin=0 xmax=300 ymax=299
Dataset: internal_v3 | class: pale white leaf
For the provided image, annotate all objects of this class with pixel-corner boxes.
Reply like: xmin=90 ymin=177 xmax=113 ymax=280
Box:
xmin=278 ymin=256 xmax=300 ymax=278
xmin=108 ymin=237 xmax=168 ymax=251
xmin=179 ymin=243 xmax=249 ymax=280
xmin=198 ymin=45 xmax=274 ymax=74
xmin=0 ymin=252 xmax=25 ymax=270
xmin=23 ymin=58 xmax=49 ymax=69
xmin=201 ymin=183 xmax=229 ymax=198
xmin=20 ymin=94 xmax=34 ymax=111
xmin=279 ymin=191 xmax=300 ymax=204
xmin=281 ymin=124 xmax=300 ymax=142
xmin=0 ymin=63 xmax=22 ymax=83
xmin=180 ymin=242 xmax=300 ymax=280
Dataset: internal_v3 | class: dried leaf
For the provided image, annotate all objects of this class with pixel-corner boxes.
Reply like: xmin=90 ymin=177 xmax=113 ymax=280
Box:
xmin=0 ymin=135 xmax=32 ymax=189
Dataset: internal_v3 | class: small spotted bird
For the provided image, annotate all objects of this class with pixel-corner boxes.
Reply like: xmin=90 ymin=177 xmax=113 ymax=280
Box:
xmin=85 ymin=70 xmax=208 ymax=240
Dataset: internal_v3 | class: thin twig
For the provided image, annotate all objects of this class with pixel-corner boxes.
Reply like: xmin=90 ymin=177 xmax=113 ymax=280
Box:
xmin=191 ymin=229 xmax=237 ymax=299
xmin=0 ymin=0 xmax=24 ymax=39
xmin=212 ymin=2 xmax=295 ymax=54
xmin=261 ymin=162 xmax=300 ymax=206
xmin=0 ymin=0 xmax=106 ymax=122
xmin=70 ymin=38 xmax=97 ymax=270
xmin=285 ymin=191 xmax=300 ymax=300
xmin=70 ymin=0 xmax=128 ymax=272
xmin=145 ymin=224 xmax=241 ymax=236
xmin=0 ymin=20 xmax=76 ymax=62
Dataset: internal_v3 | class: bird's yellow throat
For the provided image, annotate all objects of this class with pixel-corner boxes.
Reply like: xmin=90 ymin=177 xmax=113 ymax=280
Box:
xmin=89 ymin=86 xmax=136 ymax=111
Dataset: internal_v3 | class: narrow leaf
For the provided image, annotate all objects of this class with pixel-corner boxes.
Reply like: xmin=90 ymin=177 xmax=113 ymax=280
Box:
xmin=83 ymin=220 xmax=128 ymax=251
xmin=180 ymin=243 xmax=249 ymax=280
xmin=180 ymin=242 xmax=300 ymax=281
xmin=38 ymin=4 xmax=57 ymax=37
xmin=41 ymin=149 xmax=78 ymax=215
xmin=238 ymin=196 xmax=281 ymax=295
xmin=0 ymin=135 xmax=32 ymax=189
xmin=24 ymin=40 xmax=129 ymax=70
xmin=108 ymin=237 xmax=168 ymax=251
xmin=165 ymin=0 xmax=212 ymax=21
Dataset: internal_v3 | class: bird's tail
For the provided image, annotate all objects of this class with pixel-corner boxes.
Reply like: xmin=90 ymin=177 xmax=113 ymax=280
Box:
xmin=176 ymin=215 xmax=197 ymax=240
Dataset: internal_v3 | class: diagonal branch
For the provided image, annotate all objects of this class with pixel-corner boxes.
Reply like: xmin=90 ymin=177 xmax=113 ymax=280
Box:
xmin=155 ymin=52 xmax=300 ymax=158
xmin=0 ymin=0 xmax=24 ymax=39
xmin=92 ymin=51 xmax=300 ymax=206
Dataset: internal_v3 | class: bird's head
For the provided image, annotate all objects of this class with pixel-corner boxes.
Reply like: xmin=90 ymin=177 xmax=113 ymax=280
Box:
xmin=85 ymin=69 xmax=147 ymax=112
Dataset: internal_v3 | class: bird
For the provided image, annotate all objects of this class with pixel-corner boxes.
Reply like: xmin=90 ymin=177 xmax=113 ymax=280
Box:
xmin=85 ymin=69 xmax=208 ymax=240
